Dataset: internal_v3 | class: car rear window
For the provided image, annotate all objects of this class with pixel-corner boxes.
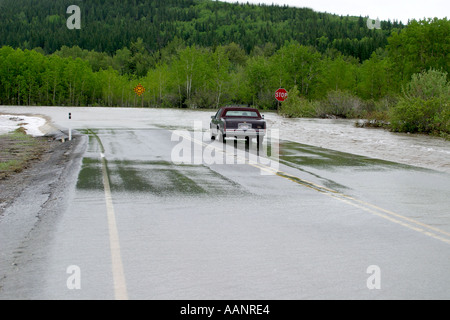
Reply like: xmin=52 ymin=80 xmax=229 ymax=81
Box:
xmin=224 ymin=110 xmax=259 ymax=117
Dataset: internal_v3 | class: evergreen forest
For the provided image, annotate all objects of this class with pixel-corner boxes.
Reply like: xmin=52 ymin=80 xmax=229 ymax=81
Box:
xmin=0 ymin=0 xmax=448 ymax=135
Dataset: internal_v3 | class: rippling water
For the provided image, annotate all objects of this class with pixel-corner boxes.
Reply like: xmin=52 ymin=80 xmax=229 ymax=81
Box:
xmin=264 ymin=115 xmax=450 ymax=173
xmin=1 ymin=106 xmax=449 ymax=172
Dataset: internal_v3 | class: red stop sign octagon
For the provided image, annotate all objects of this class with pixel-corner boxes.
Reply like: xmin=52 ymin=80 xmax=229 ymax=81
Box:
xmin=275 ymin=88 xmax=288 ymax=102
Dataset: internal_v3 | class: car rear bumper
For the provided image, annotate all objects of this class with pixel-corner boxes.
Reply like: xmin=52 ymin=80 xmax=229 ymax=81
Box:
xmin=225 ymin=129 xmax=266 ymax=137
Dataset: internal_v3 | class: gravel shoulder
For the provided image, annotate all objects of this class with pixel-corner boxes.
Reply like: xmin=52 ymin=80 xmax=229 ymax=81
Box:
xmin=0 ymin=124 xmax=86 ymax=297
xmin=0 ymin=135 xmax=68 ymax=215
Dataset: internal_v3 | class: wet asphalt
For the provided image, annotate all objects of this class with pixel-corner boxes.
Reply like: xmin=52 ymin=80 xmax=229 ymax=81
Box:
xmin=0 ymin=107 xmax=449 ymax=300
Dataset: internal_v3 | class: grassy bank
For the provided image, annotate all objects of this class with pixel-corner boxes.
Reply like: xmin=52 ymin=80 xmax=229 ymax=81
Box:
xmin=0 ymin=128 xmax=46 ymax=179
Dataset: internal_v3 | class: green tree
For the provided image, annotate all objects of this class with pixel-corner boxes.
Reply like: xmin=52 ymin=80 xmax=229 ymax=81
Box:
xmin=210 ymin=46 xmax=232 ymax=108
xmin=271 ymin=42 xmax=322 ymax=98
xmin=0 ymin=46 xmax=18 ymax=104
xmin=390 ymin=69 xmax=449 ymax=134
xmin=129 ymin=38 xmax=154 ymax=77
xmin=357 ymin=50 xmax=395 ymax=100
xmin=113 ymin=47 xmax=132 ymax=75
xmin=245 ymin=55 xmax=276 ymax=108
xmin=317 ymin=54 xmax=357 ymax=98
xmin=170 ymin=46 xmax=211 ymax=107
xmin=387 ymin=18 xmax=450 ymax=85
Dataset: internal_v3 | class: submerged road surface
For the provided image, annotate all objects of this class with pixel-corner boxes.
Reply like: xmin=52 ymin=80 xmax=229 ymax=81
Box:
xmin=0 ymin=107 xmax=449 ymax=300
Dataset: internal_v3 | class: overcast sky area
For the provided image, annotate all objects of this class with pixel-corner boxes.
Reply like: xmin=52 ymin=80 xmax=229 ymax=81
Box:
xmin=219 ymin=0 xmax=449 ymax=24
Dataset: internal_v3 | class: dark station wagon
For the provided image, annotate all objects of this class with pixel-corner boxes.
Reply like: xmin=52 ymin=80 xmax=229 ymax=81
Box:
xmin=210 ymin=106 xmax=266 ymax=144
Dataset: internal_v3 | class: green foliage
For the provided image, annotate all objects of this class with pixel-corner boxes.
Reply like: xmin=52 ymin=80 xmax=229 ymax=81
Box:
xmin=270 ymin=43 xmax=322 ymax=98
xmin=245 ymin=55 xmax=275 ymax=109
xmin=390 ymin=97 xmax=448 ymax=134
xmin=279 ymin=86 xmax=316 ymax=118
xmin=0 ymin=0 xmax=401 ymax=60
xmin=403 ymin=69 xmax=449 ymax=100
xmin=357 ymin=50 xmax=398 ymax=100
xmin=390 ymin=69 xmax=450 ymax=134
xmin=387 ymin=18 xmax=449 ymax=85
xmin=316 ymin=53 xmax=358 ymax=98
xmin=316 ymin=90 xmax=364 ymax=118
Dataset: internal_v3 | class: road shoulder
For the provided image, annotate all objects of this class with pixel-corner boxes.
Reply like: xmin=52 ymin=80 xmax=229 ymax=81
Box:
xmin=0 ymin=131 xmax=87 ymax=298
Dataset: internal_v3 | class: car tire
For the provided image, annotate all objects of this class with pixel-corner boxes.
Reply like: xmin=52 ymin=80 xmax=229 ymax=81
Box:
xmin=210 ymin=125 xmax=217 ymax=140
xmin=220 ymin=131 xmax=226 ymax=143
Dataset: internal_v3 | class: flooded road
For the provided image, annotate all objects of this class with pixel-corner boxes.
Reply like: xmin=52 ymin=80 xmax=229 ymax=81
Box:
xmin=1 ymin=106 xmax=449 ymax=173
xmin=1 ymin=106 xmax=449 ymax=299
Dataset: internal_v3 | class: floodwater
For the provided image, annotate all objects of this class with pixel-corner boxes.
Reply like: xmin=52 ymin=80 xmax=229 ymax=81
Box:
xmin=1 ymin=106 xmax=449 ymax=173
xmin=266 ymin=115 xmax=450 ymax=174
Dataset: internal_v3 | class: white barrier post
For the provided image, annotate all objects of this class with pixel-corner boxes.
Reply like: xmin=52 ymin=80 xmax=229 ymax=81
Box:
xmin=68 ymin=112 xmax=72 ymax=141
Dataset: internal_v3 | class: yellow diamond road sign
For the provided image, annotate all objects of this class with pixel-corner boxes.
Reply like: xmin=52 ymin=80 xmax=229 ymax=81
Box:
xmin=134 ymin=83 xmax=145 ymax=96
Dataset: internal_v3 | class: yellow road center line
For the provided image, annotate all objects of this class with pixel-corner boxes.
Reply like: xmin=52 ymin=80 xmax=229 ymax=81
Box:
xmin=90 ymin=130 xmax=128 ymax=300
xmin=252 ymin=160 xmax=450 ymax=244
xmin=178 ymin=131 xmax=450 ymax=245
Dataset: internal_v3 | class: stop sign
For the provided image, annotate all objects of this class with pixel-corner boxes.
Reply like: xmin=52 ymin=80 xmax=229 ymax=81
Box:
xmin=275 ymin=88 xmax=288 ymax=102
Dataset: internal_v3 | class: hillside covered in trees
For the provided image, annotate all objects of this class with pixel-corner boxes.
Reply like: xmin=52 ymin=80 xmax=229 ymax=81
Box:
xmin=0 ymin=0 xmax=448 ymax=135
xmin=0 ymin=0 xmax=401 ymax=60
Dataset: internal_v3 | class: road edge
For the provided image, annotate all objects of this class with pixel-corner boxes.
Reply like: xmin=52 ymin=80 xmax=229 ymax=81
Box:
xmin=0 ymin=132 xmax=87 ymax=299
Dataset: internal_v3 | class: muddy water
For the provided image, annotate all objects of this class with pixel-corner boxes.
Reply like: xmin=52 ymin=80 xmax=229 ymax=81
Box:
xmin=1 ymin=106 xmax=449 ymax=173
xmin=264 ymin=115 xmax=450 ymax=173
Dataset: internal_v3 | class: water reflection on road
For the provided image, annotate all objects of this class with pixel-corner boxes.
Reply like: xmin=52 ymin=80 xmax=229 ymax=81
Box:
xmin=278 ymin=140 xmax=450 ymax=234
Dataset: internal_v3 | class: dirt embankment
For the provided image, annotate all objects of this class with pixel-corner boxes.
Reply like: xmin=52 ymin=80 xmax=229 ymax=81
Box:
xmin=0 ymin=132 xmax=65 ymax=215
xmin=0 ymin=129 xmax=50 ymax=178
xmin=0 ymin=114 xmax=75 ymax=216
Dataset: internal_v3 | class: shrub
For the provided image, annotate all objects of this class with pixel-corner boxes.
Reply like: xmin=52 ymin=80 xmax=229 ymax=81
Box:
xmin=389 ymin=69 xmax=449 ymax=134
xmin=404 ymin=69 xmax=449 ymax=100
xmin=316 ymin=90 xmax=363 ymax=118
xmin=390 ymin=97 xmax=448 ymax=133
xmin=188 ymin=89 xmax=216 ymax=108
xmin=279 ymin=86 xmax=316 ymax=118
xmin=359 ymin=95 xmax=398 ymax=125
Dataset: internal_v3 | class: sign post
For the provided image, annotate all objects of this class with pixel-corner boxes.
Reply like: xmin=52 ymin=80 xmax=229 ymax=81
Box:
xmin=275 ymin=88 xmax=287 ymax=111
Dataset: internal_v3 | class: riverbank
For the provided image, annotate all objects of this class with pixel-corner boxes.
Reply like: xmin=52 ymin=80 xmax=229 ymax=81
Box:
xmin=0 ymin=128 xmax=51 ymax=179
xmin=0 ymin=132 xmax=74 ymax=216
xmin=0 ymin=113 xmax=78 ymax=216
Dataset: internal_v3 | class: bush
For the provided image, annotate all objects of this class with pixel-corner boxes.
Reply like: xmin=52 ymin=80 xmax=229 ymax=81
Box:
xmin=404 ymin=69 xmax=449 ymax=100
xmin=188 ymin=89 xmax=216 ymax=108
xmin=390 ymin=97 xmax=448 ymax=134
xmin=279 ymin=86 xmax=316 ymax=118
xmin=359 ymin=95 xmax=398 ymax=125
xmin=389 ymin=69 xmax=449 ymax=135
xmin=441 ymin=105 xmax=450 ymax=134
xmin=316 ymin=90 xmax=363 ymax=118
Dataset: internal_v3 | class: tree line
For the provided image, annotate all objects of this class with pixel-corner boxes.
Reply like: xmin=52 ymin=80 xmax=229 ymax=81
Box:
xmin=0 ymin=0 xmax=401 ymax=61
